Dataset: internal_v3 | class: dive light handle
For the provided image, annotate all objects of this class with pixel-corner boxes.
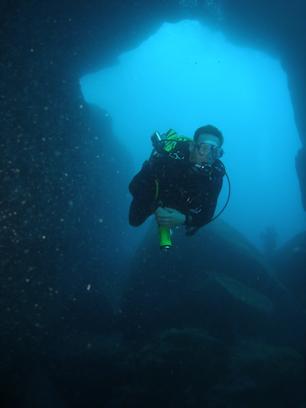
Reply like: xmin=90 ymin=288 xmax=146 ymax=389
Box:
xmin=158 ymin=225 xmax=172 ymax=250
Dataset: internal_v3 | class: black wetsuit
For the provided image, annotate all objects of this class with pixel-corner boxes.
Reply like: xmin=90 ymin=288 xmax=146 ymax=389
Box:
xmin=128 ymin=141 xmax=225 ymax=234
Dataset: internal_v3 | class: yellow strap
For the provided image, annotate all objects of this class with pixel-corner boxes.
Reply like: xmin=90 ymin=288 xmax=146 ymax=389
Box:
xmin=154 ymin=179 xmax=159 ymax=201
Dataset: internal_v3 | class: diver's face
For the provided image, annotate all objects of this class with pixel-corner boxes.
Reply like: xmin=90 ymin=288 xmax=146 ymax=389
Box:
xmin=197 ymin=142 xmax=215 ymax=164
xmin=192 ymin=134 xmax=219 ymax=165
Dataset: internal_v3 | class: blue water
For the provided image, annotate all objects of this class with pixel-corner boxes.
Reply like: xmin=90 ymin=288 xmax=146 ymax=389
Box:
xmin=81 ymin=20 xmax=305 ymax=250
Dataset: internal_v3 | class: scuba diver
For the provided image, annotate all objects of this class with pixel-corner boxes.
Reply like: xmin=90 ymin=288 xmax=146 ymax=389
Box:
xmin=128 ymin=125 xmax=229 ymax=248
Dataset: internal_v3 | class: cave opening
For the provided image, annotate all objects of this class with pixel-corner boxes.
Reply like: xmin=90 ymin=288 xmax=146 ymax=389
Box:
xmin=80 ymin=19 xmax=304 ymax=249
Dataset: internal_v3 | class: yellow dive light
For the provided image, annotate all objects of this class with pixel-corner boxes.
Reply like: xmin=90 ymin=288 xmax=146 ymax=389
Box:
xmin=158 ymin=225 xmax=172 ymax=250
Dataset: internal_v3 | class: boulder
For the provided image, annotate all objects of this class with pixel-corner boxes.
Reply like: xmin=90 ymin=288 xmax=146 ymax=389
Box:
xmin=121 ymin=219 xmax=301 ymax=346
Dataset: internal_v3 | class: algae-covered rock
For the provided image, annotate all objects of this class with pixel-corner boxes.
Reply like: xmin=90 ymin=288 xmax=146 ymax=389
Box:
xmin=110 ymin=328 xmax=228 ymax=407
xmin=136 ymin=328 xmax=227 ymax=384
xmin=232 ymin=340 xmax=304 ymax=385
xmin=211 ymin=272 xmax=274 ymax=314
xmin=226 ymin=340 xmax=305 ymax=406
xmin=108 ymin=330 xmax=304 ymax=408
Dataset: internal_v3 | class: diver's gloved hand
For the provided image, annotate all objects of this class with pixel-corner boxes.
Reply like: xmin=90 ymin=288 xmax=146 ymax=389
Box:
xmin=155 ymin=207 xmax=186 ymax=227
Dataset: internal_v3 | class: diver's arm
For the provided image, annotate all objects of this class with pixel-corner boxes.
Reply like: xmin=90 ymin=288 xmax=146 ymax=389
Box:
xmin=128 ymin=160 xmax=156 ymax=198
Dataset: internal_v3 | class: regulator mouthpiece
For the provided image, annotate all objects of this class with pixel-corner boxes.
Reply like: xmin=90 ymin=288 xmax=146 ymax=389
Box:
xmin=158 ymin=225 xmax=172 ymax=250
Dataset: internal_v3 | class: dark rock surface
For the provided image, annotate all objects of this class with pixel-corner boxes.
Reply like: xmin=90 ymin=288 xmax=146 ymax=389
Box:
xmin=7 ymin=327 xmax=302 ymax=408
xmin=121 ymin=220 xmax=303 ymax=348
xmin=296 ymin=147 xmax=306 ymax=210
xmin=273 ymin=231 xmax=306 ymax=310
